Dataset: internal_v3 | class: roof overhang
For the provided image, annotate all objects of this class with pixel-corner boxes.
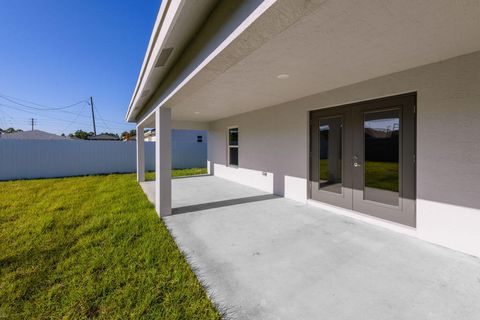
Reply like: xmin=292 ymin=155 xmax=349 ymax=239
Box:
xmin=125 ymin=0 xmax=219 ymax=122
xmin=127 ymin=0 xmax=480 ymax=124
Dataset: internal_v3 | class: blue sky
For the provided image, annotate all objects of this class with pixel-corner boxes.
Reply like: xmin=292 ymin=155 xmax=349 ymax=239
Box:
xmin=0 ymin=1 xmax=160 ymax=135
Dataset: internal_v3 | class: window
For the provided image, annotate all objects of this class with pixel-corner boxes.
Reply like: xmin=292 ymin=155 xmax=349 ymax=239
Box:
xmin=228 ymin=127 xmax=238 ymax=166
xmin=197 ymin=135 xmax=203 ymax=143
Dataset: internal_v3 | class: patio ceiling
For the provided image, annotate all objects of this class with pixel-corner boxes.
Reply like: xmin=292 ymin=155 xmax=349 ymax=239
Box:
xmin=135 ymin=0 xmax=480 ymax=124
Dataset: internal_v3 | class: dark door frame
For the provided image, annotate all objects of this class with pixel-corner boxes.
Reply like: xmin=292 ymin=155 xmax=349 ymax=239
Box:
xmin=309 ymin=106 xmax=353 ymax=210
xmin=309 ymin=92 xmax=417 ymax=227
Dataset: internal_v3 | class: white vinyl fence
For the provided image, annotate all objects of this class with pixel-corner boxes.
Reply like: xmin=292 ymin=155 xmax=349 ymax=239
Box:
xmin=0 ymin=139 xmax=207 ymax=181
xmin=170 ymin=129 xmax=207 ymax=169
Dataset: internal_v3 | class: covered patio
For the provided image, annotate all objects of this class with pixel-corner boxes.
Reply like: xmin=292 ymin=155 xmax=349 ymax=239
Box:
xmin=127 ymin=0 xmax=480 ymax=259
xmin=139 ymin=175 xmax=274 ymax=214
xmin=134 ymin=107 xmax=210 ymax=217
xmin=140 ymin=175 xmax=480 ymax=320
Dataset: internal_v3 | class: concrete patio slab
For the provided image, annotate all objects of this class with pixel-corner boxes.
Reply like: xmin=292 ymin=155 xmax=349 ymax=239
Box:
xmin=140 ymin=175 xmax=271 ymax=209
xmin=142 ymin=176 xmax=480 ymax=320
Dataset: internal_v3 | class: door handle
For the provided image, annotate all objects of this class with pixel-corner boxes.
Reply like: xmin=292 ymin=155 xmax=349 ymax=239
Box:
xmin=353 ymin=155 xmax=362 ymax=168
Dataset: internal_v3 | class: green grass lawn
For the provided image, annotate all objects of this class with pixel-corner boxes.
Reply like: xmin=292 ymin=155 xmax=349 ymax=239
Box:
xmin=319 ymin=159 xmax=341 ymax=181
xmin=365 ymin=161 xmax=399 ymax=192
xmin=0 ymin=172 xmax=220 ymax=319
xmin=145 ymin=168 xmax=208 ymax=181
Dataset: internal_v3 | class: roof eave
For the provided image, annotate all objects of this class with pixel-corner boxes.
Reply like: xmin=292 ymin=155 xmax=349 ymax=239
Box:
xmin=125 ymin=0 xmax=182 ymax=123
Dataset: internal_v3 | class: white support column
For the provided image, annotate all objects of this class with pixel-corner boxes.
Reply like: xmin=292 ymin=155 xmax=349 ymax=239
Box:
xmin=136 ymin=123 xmax=145 ymax=182
xmin=155 ymin=107 xmax=172 ymax=216
xmin=207 ymin=130 xmax=214 ymax=175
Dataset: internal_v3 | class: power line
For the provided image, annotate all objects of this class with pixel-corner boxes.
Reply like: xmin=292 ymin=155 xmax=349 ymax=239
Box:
xmin=0 ymin=102 xmax=128 ymax=130
xmin=0 ymin=93 xmax=133 ymax=135
xmin=0 ymin=110 xmax=8 ymax=128
xmin=93 ymin=103 xmax=112 ymax=132
xmin=61 ymin=102 xmax=88 ymax=133
xmin=54 ymin=108 xmax=127 ymax=125
xmin=3 ymin=108 xmax=15 ymax=125
xmin=0 ymin=107 xmax=19 ymax=128
xmin=0 ymin=103 xmax=85 ymax=124
xmin=0 ymin=93 xmax=128 ymax=126
xmin=0 ymin=93 xmax=89 ymax=111
xmin=0 ymin=103 xmax=99 ymax=129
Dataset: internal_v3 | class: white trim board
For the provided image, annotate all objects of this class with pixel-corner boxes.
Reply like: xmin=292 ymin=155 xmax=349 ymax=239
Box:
xmin=307 ymin=199 xmax=417 ymax=237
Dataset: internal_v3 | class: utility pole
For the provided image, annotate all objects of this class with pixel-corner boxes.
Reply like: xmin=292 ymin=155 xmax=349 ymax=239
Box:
xmin=30 ymin=118 xmax=35 ymax=131
xmin=89 ymin=96 xmax=97 ymax=135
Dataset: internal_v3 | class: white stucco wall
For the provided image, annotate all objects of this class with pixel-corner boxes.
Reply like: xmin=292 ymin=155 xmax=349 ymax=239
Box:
xmin=207 ymin=51 xmax=480 ymax=257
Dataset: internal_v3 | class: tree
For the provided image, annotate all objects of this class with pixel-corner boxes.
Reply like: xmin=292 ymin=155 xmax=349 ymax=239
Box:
xmin=0 ymin=127 xmax=23 ymax=134
xmin=68 ymin=130 xmax=94 ymax=140
xmin=121 ymin=129 xmax=136 ymax=141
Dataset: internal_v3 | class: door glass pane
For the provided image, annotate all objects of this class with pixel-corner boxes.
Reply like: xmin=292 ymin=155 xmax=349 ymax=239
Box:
xmin=319 ymin=117 xmax=342 ymax=194
xmin=364 ymin=109 xmax=399 ymax=206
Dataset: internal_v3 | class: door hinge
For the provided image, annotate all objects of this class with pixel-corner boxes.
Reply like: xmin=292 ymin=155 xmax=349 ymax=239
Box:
xmin=413 ymin=154 xmax=416 ymax=163
xmin=413 ymin=105 xmax=416 ymax=113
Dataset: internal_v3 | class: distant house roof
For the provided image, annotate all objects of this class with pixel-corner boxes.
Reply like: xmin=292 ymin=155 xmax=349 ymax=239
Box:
xmin=88 ymin=134 xmax=119 ymax=141
xmin=365 ymin=128 xmax=398 ymax=139
xmin=145 ymin=129 xmax=155 ymax=138
xmin=0 ymin=130 xmax=70 ymax=140
xmin=123 ymin=129 xmax=155 ymax=141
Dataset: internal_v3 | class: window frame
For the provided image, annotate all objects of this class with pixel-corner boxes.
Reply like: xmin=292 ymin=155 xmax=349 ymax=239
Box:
xmin=227 ymin=126 xmax=239 ymax=167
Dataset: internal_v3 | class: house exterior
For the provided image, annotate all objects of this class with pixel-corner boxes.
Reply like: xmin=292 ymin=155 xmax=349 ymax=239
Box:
xmin=126 ymin=1 xmax=480 ymax=258
xmin=0 ymin=129 xmax=70 ymax=140
xmin=144 ymin=129 xmax=155 ymax=142
xmin=88 ymin=134 xmax=119 ymax=141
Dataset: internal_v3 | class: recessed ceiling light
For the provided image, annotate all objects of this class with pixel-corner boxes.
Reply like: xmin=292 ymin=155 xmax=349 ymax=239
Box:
xmin=194 ymin=111 xmax=200 ymax=114
xmin=277 ymin=74 xmax=290 ymax=79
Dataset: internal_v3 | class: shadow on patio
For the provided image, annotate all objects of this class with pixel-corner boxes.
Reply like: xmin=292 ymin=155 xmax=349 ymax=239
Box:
xmin=139 ymin=175 xmax=276 ymax=214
